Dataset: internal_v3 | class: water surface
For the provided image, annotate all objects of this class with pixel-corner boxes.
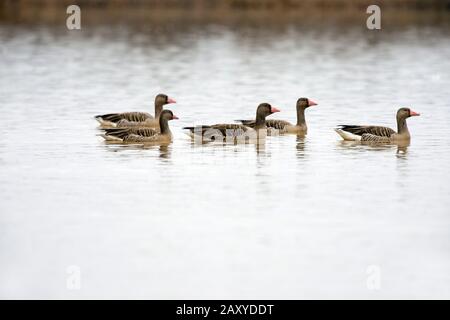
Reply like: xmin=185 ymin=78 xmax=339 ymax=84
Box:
xmin=0 ymin=24 xmax=449 ymax=299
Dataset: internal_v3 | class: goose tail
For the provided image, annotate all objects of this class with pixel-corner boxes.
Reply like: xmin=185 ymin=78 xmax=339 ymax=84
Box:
xmin=95 ymin=116 xmax=118 ymax=127
xmin=99 ymin=133 xmax=123 ymax=142
xmin=335 ymin=128 xmax=362 ymax=141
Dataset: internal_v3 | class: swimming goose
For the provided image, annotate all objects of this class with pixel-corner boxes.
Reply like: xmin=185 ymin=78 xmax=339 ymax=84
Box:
xmin=95 ymin=93 xmax=176 ymax=128
xmin=236 ymin=98 xmax=317 ymax=134
xmin=335 ymin=108 xmax=420 ymax=143
xmin=183 ymin=103 xmax=280 ymax=142
xmin=101 ymin=110 xmax=178 ymax=143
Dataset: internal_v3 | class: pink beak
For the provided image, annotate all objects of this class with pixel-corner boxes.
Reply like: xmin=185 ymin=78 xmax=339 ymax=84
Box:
xmin=308 ymin=99 xmax=318 ymax=106
xmin=410 ymin=110 xmax=420 ymax=117
xmin=172 ymin=115 xmax=179 ymax=120
xmin=271 ymin=107 xmax=280 ymax=113
xmin=167 ymin=97 xmax=176 ymax=104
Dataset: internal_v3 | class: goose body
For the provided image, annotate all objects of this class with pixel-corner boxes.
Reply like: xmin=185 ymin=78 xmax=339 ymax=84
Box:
xmin=335 ymin=108 xmax=420 ymax=143
xmin=115 ymin=117 xmax=159 ymax=128
xmin=184 ymin=123 xmax=258 ymax=142
xmin=183 ymin=103 xmax=280 ymax=142
xmin=96 ymin=112 xmax=153 ymax=127
xmin=95 ymin=94 xmax=176 ymax=128
xmin=236 ymin=98 xmax=317 ymax=134
xmin=101 ymin=110 xmax=178 ymax=143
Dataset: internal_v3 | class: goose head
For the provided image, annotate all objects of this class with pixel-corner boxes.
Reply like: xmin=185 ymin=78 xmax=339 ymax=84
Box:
xmin=297 ymin=97 xmax=318 ymax=110
xmin=155 ymin=93 xmax=176 ymax=107
xmin=397 ymin=107 xmax=420 ymax=121
xmin=160 ymin=109 xmax=179 ymax=121
xmin=256 ymin=103 xmax=280 ymax=119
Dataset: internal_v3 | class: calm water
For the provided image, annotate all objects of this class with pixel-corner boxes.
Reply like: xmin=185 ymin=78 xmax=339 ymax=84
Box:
xmin=1 ymin=24 xmax=450 ymax=299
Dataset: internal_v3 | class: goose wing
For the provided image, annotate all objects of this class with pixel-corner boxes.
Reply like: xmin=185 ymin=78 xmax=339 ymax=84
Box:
xmin=102 ymin=127 xmax=158 ymax=141
xmin=95 ymin=112 xmax=153 ymax=124
xmin=183 ymin=124 xmax=253 ymax=139
xmin=236 ymin=119 xmax=291 ymax=131
xmin=337 ymin=125 xmax=395 ymax=137
xmin=235 ymin=119 xmax=256 ymax=127
xmin=210 ymin=124 xmax=252 ymax=136
xmin=361 ymin=133 xmax=392 ymax=143
xmin=116 ymin=118 xmax=158 ymax=128
xmin=265 ymin=119 xmax=292 ymax=131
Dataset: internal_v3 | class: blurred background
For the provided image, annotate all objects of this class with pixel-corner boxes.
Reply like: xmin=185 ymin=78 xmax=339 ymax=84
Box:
xmin=1 ymin=0 xmax=450 ymax=299
xmin=1 ymin=0 xmax=449 ymax=26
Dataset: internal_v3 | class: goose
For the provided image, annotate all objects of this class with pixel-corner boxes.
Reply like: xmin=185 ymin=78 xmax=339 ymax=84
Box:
xmin=101 ymin=110 xmax=178 ymax=143
xmin=335 ymin=108 xmax=420 ymax=143
xmin=236 ymin=98 xmax=317 ymax=134
xmin=183 ymin=103 xmax=280 ymax=142
xmin=95 ymin=93 xmax=176 ymax=128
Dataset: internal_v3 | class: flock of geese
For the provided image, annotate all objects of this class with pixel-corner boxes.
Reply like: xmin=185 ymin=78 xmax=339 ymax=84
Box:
xmin=95 ymin=93 xmax=420 ymax=145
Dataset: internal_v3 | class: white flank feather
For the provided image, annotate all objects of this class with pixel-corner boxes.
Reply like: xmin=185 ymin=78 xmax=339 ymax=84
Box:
xmin=100 ymin=134 xmax=123 ymax=142
xmin=335 ymin=129 xmax=362 ymax=141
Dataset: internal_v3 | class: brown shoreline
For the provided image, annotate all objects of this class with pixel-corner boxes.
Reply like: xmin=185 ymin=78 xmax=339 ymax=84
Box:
xmin=1 ymin=0 xmax=449 ymax=26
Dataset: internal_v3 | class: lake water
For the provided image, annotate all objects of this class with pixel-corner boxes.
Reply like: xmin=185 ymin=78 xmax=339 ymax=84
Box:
xmin=0 ymin=24 xmax=449 ymax=299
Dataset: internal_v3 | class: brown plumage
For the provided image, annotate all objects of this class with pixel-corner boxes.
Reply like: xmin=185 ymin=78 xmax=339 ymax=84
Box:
xmin=183 ymin=103 xmax=280 ymax=142
xmin=95 ymin=93 xmax=176 ymax=128
xmin=336 ymin=125 xmax=396 ymax=137
xmin=101 ymin=110 xmax=178 ymax=143
xmin=184 ymin=123 xmax=254 ymax=140
xmin=236 ymin=98 xmax=317 ymax=134
xmin=335 ymin=108 xmax=420 ymax=143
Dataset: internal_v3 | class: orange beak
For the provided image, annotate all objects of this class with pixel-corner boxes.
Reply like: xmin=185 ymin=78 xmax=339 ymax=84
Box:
xmin=410 ymin=110 xmax=420 ymax=117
